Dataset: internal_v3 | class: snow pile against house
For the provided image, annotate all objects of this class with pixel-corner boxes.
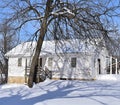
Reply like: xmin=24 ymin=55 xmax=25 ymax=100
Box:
xmin=97 ymin=74 xmax=120 ymax=81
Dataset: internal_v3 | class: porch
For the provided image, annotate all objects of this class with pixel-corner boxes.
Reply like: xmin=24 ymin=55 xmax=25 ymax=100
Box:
xmin=105 ymin=56 xmax=120 ymax=75
xmin=24 ymin=58 xmax=52 ymax=83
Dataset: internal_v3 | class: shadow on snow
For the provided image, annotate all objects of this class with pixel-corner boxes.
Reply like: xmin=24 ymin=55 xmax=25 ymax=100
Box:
xmin=0 ymin=80 xmax=120 ymax=105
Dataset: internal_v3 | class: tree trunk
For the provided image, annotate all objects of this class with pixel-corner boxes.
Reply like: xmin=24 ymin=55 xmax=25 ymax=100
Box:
xmin=0 ymin=61 xmax=4 ymax=83
xmin=4 ymin=58 xmax=8 ymax=83
xmin=28 ymin=0 xmax=53 ymax=88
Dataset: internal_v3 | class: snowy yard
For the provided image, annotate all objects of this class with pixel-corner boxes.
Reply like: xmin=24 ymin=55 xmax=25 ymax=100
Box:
xmin=0 ymin=75 xmax=120 ymax=105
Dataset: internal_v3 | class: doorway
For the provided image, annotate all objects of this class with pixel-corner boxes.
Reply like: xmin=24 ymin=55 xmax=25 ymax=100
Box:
xmin=39 ymin=58 xmax=42 ymax=67
xmin=98 ymin=59 xmax=101 ymax=74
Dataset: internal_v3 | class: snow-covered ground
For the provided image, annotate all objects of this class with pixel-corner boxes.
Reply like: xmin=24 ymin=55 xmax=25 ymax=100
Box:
xmin=0 ymin=75 xmax=120 ymax=105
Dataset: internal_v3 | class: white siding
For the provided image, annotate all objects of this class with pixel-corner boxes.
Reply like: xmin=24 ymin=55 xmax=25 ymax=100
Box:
xmin=45 ymin=53 xmax=95 ymax=79
xmin=8 ymin=49 xmax=108 ymax=80
xmin=6 ymin=39 xmax=109 ymax=83
xmin=8 ymin=57 xmax=26 ymax=76
xmin=94 ymin=47 xmax=109 ymax=77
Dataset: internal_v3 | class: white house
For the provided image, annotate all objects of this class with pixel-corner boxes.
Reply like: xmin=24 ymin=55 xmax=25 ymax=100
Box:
xmin=5 ymin=38 xmax=117 ymax=83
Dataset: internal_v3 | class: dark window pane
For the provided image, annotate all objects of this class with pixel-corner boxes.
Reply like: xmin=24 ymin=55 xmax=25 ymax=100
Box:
xmin=71 ymin=58 xmax=76 ymax=68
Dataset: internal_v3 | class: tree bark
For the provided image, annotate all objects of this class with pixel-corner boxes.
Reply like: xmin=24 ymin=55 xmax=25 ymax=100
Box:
xmin=28 ymin=0 xmax=53 ymax=88
xmin=4 ymin=58 xmax=8 ymax=83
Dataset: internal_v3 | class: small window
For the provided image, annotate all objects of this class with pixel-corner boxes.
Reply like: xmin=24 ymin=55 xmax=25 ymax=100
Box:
xmin=48 ymin=58 xmax=53 ymax=67
xmin=71 ymin=58 xmax=76 ymax=68
xmin=18 ymin=58 xmax=22 ymax=67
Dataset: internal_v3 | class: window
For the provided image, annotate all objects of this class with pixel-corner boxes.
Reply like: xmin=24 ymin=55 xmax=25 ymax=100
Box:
xmin=18 ymin=58 xmax=22 ymax=67
xmin=71 ymin=58 xmax=76 ymax=68
xmin=48 ymin=58 xmax=53 ymax=67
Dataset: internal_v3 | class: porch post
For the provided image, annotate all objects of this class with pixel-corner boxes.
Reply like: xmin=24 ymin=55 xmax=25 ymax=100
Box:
xmin=110 ymin=56 xmax=112 ymax=74
xmin=25 ymin=58 xmax=27 ymax=83
xmin=115 ymin=58 xmax=117 ymax=74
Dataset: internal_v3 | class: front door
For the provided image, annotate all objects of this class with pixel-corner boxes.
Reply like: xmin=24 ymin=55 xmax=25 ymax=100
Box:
xmin=98 ymin=59 xmax=101 ymax=74
xmin=39 ymin=58 xmax=42 ymax=67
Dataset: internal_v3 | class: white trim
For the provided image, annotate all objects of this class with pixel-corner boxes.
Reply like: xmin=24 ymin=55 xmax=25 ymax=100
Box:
xmin=110 ymin=56 xmax=112 ymax=74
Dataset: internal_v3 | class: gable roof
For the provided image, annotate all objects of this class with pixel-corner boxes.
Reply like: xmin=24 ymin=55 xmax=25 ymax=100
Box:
xmin=5 ymin=39 xmax=104 ymax=57
xmin=5 ymin=40 xmax=55 ymax=57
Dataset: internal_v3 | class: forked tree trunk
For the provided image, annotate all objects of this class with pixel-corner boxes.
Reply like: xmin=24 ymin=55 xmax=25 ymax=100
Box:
xmin=28 ymin=0 xmax=53 ymax=88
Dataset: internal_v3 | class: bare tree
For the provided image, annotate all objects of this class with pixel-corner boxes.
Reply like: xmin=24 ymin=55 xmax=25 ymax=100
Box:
xmin=0 ymin=0 xmax=120 ymax=87
xmin=0 ymin=19 xmax=19 ymax=83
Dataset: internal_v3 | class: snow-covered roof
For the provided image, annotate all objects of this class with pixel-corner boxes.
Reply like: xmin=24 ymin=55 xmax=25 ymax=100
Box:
xmin=5 ymin=39 xmax=102 ymax=57
xmin=5 ymin=40 xmax=55 ymax=57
